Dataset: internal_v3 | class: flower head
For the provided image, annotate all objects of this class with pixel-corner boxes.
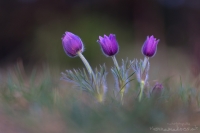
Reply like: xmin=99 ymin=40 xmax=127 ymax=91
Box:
xmin=62 ymin=32 xmax=84 ymax=57
xmin=141 ymin=35 xmax=159 ymax=57
xmin=152 ymin=83 xmax=163 ymax=95
xmin=97 ymin=34 xmax=119 ymax=57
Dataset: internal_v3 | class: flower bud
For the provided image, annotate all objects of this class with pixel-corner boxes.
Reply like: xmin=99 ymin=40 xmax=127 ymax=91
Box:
xmin=141 ymin=35 xmax=159 ymax=57
xmin=62 ymin=32 xmax=84 ymax=57
xmin=97 ymin=34 xmax=119 ymax=57
xmin=151 ymin=83 xmax=164 ymax=96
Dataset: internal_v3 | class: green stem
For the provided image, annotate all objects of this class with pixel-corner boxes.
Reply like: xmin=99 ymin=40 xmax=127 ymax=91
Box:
xmin=112 ymin=56 xmax=125 ymax=103
xmin=139 ymin=80 xmax=145 ymax=102
xmin=139 ymin=57 xmax=149 ymax=102
xmin=112 ymin=56 xmax=120 ymax=70
xmin=77 ymin=51 xmax=103 ymax=102
xmin=77 ymin=51 xmax=96 ymax=84
xmin=120 ymin=83 xmax=125 ymax=105
xmin=142 ymin=56 xmax=149 ymax=72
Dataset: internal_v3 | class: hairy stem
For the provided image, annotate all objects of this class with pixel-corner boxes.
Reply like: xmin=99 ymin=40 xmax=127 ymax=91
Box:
xmin=120 ymin=80 xmax=125 ymax=105
xmin=77 ymin=51 xmax=98 ymax=91
xmin=139 ymin=80 xmax=145 ymax=102
xmin=112 ymin=56 xmax=126 ymax=103
xmin=112 ymin=56 xmax=120 ymax=70
xmin=142 ymin=56 xmax=149 ymax=72
xmin=138 ymin=57 xmax=149 ymax=101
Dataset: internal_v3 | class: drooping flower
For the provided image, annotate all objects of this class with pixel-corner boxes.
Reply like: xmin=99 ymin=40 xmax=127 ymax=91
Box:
xmin=141 ymin=35 xmax=159 ymax=57
xmin=97 ymin=34 xmax=119 ymax=57
xmin=62 ymin=32 xmax=84 ymax=57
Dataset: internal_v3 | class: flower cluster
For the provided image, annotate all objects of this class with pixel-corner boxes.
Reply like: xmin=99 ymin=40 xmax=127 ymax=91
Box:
xmin=61 ymin=31 xmax=160 ymax=103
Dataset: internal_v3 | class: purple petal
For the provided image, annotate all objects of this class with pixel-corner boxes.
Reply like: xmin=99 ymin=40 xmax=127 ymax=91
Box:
xmin=61 ymin=31 xmax=84 ymax=57
xmin=97 ymin=34 xmax=119 ymax=56
xmin=141 ymin=35 xmax=159 ymax=57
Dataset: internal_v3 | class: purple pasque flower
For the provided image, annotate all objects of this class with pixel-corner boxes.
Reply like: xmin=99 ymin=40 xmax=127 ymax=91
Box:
xmin=141 ymin=35 xmax=159 ymax=57
xmin=151 ymin=83 xmax=164 ymax=95
xmin=97 ymin=34 xmax=119 ymax=57
xmin=62 ymin=31 xmax=84 ymax=57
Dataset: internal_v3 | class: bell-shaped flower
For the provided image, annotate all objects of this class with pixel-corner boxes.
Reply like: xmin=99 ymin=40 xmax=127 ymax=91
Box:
xmin=97 ymin=34 xmax=119 ymax=57
xmin=62 ymin=32 xmax=84 ymax=57
xmin=151 ymin=83 xmax=164 ymax=97
xmin=141 ymin=35 xmax=159 ymax=57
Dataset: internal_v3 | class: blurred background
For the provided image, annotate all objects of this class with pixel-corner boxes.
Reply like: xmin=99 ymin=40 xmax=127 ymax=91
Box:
xmin=1 ymin=0 xmax=200 ymax=132
xmin=1 ymin=0 xmax=200 ymax=71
